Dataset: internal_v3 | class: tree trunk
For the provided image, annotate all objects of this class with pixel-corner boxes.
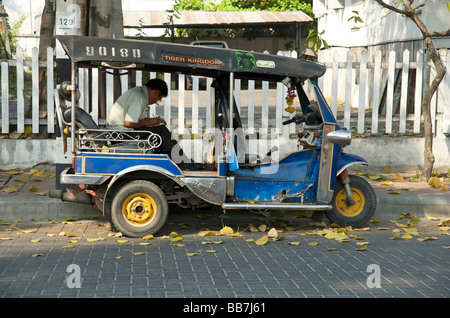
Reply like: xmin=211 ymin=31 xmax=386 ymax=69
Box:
xmin=374 ymin=0 xmax=448 ymax=181
xmin=87 ymin=0 xmax=124 ymax=117
xmin=408 ymin=24 xmax=446 ymax=180
xmin=37 ymin=0 xmax=55 ymax=137
xmin=419 ymin=37 xmax=445 ymax=180
xmin=0 ymin=4 xmax=12 ymax=59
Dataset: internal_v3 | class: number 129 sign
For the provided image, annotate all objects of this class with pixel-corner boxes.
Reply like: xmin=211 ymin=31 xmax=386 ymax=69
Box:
xmin=57 ymin=12 xmax=79 ymax=29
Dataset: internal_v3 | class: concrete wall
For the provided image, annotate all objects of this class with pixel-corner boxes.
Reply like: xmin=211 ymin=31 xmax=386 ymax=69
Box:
xmin=1 ymin=139 xmax=56 ymax=170
xmin=1 ymin=137 xmax=449 ymax=172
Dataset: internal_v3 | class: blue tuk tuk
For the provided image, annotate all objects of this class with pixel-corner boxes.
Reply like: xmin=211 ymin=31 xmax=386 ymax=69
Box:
xmin=49 ymin=35 xmax=376 ymax=237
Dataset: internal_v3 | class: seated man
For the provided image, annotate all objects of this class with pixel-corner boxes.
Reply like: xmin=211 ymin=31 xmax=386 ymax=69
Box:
xmin=106 ymin=78 xmax=196 ymax=168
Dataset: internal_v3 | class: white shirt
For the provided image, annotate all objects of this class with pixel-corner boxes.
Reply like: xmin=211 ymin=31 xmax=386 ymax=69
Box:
xmin=106 ymin=86 xmax=149 ymax=130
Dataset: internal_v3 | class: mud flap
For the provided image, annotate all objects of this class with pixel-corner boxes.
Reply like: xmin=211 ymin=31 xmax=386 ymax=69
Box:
xmin=310 ymin=211 xmax=325 ymax=223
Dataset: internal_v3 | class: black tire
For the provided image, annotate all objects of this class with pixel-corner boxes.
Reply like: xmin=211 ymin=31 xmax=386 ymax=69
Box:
xmin=326 ymin=175 xmax=377 ymax=227
xmin=111 ymin=180 xmax=169 ymax=238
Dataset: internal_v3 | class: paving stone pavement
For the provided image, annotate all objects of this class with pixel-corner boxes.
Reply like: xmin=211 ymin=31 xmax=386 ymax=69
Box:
xmin=0 ymin=207 xmax=449 ymax=300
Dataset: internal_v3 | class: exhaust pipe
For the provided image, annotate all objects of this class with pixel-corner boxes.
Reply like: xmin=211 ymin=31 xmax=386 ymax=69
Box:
xmin=49 ymin=189 xmax=93 ymax=205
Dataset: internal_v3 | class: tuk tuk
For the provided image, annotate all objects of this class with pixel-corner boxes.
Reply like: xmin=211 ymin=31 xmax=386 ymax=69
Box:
xmin=49 ymin=35 xmax=376 ymax=237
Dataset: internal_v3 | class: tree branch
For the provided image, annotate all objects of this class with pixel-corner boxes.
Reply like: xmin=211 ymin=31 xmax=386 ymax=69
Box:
xmin=430 ymin=28 xmax=450 ymax=37
xmin=374 ymin=0 xmax=407 ymax=15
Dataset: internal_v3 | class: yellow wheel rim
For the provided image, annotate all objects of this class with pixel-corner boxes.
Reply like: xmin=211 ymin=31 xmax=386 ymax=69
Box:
xmin=335 ymin=187 xmax=366 ymax=218
xmin=121 ymin=193 xmax=157 ymax=227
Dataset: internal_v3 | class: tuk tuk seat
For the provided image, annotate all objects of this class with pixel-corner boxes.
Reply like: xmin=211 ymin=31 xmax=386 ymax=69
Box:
xmin=57 ymin=105 xmax=157 ymax=154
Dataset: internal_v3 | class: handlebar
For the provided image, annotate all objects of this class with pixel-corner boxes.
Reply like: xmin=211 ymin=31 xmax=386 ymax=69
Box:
xmin=282 ymin=114 xmax=306 ymax=126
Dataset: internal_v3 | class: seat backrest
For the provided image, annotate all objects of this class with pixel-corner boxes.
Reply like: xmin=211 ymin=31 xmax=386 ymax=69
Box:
xmin=63 ymin=107 xmax=100 ymax=130
xmin=62 ymin=106 xmax=106 ymax=150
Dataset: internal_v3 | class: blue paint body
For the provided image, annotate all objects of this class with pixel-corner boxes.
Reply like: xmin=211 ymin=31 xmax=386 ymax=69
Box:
xmin=232 ymin=150 xmax=319 ymax=202
xmin=74 ymin=153 xmax=182 ymax=176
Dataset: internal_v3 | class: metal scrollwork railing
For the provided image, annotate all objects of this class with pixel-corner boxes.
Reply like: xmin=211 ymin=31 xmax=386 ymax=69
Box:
xmin=77 ymin=129 xmax=162 ymax=153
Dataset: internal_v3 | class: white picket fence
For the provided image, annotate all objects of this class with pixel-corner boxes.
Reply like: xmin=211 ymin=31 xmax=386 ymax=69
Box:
xmin=318 ymin=48 xmax=450 ymax=136
xmin=1 ymin=46 xmax=449 ymax=138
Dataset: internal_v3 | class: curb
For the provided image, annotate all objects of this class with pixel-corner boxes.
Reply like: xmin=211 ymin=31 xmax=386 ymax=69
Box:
xmin=370 ymin=180 xmax=450 ymax=219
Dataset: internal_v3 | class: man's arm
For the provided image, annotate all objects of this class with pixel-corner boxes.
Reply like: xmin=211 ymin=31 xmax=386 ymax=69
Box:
xmin=124 ymin=117 xmax=166 ymax=129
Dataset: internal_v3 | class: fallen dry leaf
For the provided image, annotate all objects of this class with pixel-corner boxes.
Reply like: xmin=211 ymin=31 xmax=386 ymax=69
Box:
xmin=258 ymin=224 xmax=267 ymax=232
xmin=390 ymin=229 xmax=401 ymax=240
xmin=255 ymin=235 xmax=269 ymax=246
xmin=3 ymin=186 xmax=18 ymax=194
xmin=219 ymin=226 xmax=234 ymax=236
xmin=268 ymin=228 xmax=278 ymax=238
xmin=383 ymin=167 xmax=392 ymax=173
xmin=28 ymin=186 xmax=39 ymax=192
xmin=86 ymin=237 xmax=105 ymax=242
xmin=428 ymin=177 xmax=442 ymax=189
xmin=417 ymin=237 xmax=438 ymax=241
xmin=186 ymin=252 xmax=200 ymax=256
xmin=199 ymin=231 xmax=216 ymax=236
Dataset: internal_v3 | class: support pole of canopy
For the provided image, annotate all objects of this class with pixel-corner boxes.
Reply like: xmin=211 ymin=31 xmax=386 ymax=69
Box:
xmin=229 ymin=72 xmax=234 ymax=131
xmin=229 ymin=72 xmax=234 ymax=159
xmin=71 ymin=61 xmax=77 ymax=154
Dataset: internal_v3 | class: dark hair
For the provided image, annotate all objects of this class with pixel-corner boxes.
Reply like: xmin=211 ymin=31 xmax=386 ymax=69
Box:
xmin=145 ymin=78 xmax=168 ymax=97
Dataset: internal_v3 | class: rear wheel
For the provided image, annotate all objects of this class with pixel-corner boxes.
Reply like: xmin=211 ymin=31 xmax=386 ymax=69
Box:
xmin=111 ymin=180 xmax=168 ymax=237
xmin=327 ymin=175 xmax=376 ymax=227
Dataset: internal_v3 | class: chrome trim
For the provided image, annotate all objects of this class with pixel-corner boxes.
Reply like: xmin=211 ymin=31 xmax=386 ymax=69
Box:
xmin=316 ymin=124 xmax=335 ymax=203
xmin=326 ymin=130 xmax=351 ymax=145
xmin=337 ymin=162 xmax=368 ymax=176
xmin=226 ymin=176 xmax=235 ymax=196
xmin=107 ymin=164 xmax=185 ymax=188
xmin=60 ymin=168 xmax=110 ymax=185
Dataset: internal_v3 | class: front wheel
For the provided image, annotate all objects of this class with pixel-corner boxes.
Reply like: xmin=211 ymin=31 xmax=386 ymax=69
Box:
xmin=111 ymin=180 xmax=168 ymax=238
xmin=326 ymin=175 xmax=376 ymax=227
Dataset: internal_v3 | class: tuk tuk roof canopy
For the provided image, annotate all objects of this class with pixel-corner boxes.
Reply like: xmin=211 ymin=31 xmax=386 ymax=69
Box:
xmin=123 ymin=10 xmax=313 ymax=29
xmin=56 ymin=35 xmax=326 ymax=82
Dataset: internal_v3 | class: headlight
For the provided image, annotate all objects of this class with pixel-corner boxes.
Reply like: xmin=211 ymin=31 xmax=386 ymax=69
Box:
xmin=326 ymin=130 xmax=351 ymax=145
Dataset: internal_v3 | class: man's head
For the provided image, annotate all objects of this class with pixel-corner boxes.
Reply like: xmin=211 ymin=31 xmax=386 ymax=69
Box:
xmin=145 ymin=78 xmax=168 ymax=104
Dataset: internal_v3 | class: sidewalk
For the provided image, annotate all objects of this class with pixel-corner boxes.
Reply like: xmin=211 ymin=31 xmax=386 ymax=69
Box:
xmin=1 ymin=168 xmax=449 ymax=222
